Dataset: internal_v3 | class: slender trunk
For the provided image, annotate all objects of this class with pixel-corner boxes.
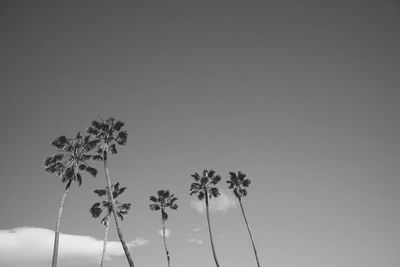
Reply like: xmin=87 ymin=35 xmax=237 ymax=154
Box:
xmin=162 ymin=219 xmax=171 ymax=267
xmin=100 ymin=215 xmax=110 ymax=267
xmin=205 ymin=191 xmax=220 ymax=267
xmin=52 ymin=187 xmax=70 ymax=267
xmin=103 ymin=152 xmax=135 ymax=267
xmin=239 ymin=198 xmax=261 ymax=267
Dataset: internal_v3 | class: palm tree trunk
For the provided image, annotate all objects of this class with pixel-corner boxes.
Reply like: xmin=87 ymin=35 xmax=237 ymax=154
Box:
xmin=205 ymin=191 xmax=220 ymax=267
xmin=100 ymin=215 xmax=110 ymax=267
xmin=103 ymin=152 xmax=135 ymax=267
xmin=162 ymin=220 xmax=171 ymax=267
xmin=52 ymin=186 xmax=70 ymax=267
xmin=239 ymin=198 xmax=261 ymax=267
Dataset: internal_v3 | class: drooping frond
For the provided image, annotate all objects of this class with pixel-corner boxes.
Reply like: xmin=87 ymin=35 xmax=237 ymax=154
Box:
xmin=85 ymin=166 xmax=98 ymax=177
xmin=197 ymin=191 xmax=205 ymax=200
xmin=161 ymin=209 xmax=168 ymax=221
xmin=90 ymin=202 xmax=103 ymax=218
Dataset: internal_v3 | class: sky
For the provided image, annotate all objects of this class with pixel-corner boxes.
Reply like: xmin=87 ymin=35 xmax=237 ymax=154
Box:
xmin=0 ymin=1 xmax=400 ymax=266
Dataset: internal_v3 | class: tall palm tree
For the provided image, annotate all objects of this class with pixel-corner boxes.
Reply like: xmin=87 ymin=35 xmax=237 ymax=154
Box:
xmin=44 ymin=132 xmax=98 ymax=267
xmin=90 ymin=183 xmax=131 ymax=267
xmin=190 ymin=170 xmax=222 ymax=267
xmin=87 ymin=117 xmax=135 ymax=267
xmin=149 ymin=190 xmax=178 ymax=267
xmin=227 ymin=171 xmax=261 ymax=267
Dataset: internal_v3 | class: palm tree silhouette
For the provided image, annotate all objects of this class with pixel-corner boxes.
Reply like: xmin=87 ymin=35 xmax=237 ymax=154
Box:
xmin=190 ymin=170 xmax=222 ymax=267
xmin=149 ymin=190 xmax=178 ymax=267
xmin=44 ymin=132 xmax=98 ymax=267
xmin=90 ymin=182 xmax=131 ymax=267
xmin=227 ymin=171 xmax=261 ymax=267
xmin=87 ymin=117 xmax=135 ymax=267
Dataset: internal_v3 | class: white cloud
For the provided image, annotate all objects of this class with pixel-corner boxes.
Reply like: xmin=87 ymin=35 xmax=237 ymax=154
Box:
xmin=0 ymin=227 xmax=149 ymax=267
xmin=193 ymin=227 xmax=203 ymax=232
xmin=157 ymin=228 xmax=171 ymax=238
xmin=188 ymin=238 xmax=203 ymax=245
xmin=190 ymin=190 xmax=237 ymax=213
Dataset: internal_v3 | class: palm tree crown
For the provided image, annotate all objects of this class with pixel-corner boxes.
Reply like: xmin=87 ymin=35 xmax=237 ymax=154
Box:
xmin=87 ymin=117 xmax=127 ymax=158
xmin=226 ymin=171 xmax=251 ymax=200
xmin=190 ymin=170 xmax=221 ymax=200
xmin=149 ymin=190 xmax=178 ymax=222
xmin=44 ymin=132 xmax=98 ymax=188
xmin=90 ymin=182 xmax=131 ymax=224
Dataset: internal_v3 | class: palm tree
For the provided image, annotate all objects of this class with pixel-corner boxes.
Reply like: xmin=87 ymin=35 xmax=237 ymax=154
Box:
xmin=227 ymin=171 xmax=261 ymax=267
xmin=87 ymin=117 xmax=135 ymax=267
xmin=189 ymin=170 xmax=222 ymax=267
xmin=149 ymin=190 xmax=178 ymax=267
xmin=44 ymin=132 xmax=98 ymax=267
xmin=90 ymin=182 xmax=131 ymax=267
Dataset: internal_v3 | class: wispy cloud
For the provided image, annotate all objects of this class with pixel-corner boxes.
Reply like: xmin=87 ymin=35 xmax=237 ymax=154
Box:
xmin=0 ymin=227 xmax=149 ymax=267
xmin=157 ymin=228 xmax=171 ymax=238
xmin=190 ymin=190 xmax=237 ymax=213
xmin=193 ymin=227 xmax=203 ymax=232
xmin=188 ymin=238 xmax=203 ymax=245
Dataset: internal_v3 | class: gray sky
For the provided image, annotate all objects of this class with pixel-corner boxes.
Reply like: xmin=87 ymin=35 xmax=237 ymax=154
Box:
xmin=0 ymin=1 xmax=399 ymax=267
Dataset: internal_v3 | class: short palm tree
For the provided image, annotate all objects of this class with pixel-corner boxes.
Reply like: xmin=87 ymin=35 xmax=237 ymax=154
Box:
xmin=90 ymin=182 xmax=131 ymax=267
xmin=227 ymin=171 xmax=261 ymax=267
xmin=149 ymin=190 xmax=178 ymax=267
xmin=190 ymin=170 xmax=222 ymax=267
xmin=87 ymin=117 xmax=135 ymax=267
xmin=44 ymin=132 xmax=98 ymax=267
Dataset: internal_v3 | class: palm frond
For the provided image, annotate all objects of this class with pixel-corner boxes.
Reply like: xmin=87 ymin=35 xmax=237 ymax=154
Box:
xmin=85 ymin=166 xmax=97 ymax=177
xmin=90 ymin=203 xmax=103 ymax=218
xmin=114 ymin=120 xmax=125 ymax=131
xmin=117 ymin=131 xmax=128 ymax=145
xmin=237 ymin=171 xmax=246 ymax=181
xmin=207 ymin=170 xmax=215 ymax=178
xmin=51 ymin=135 xmax=68 ymax=149
xmin=161 ymin=210 xmax=168 ymax=221
xmin=242 ymin=178 xmax=251 ymax=187
xmin=94 ymin=189 xmax=107 ymax=197
xmin=110 ymin=144 xmax=117 ymax=154
xmin=191 ymin=172 xmax=200 ymax=181
xmin=197 ymin=191 xmax=205 ymax=200
xmin=211 ymin=175 xmax=221 ymax=185
xmin=209 ymin=187 xmax=220 ymax=199
xmin=149 ymin=204 xmax=160 ymax=210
